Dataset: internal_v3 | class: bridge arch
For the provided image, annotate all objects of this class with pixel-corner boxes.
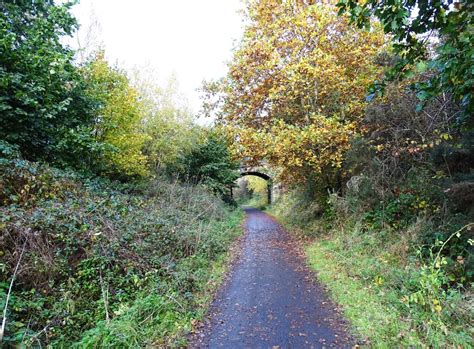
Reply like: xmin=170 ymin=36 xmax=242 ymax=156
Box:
xmin=239 ymin=171 xmax=272 ymax=204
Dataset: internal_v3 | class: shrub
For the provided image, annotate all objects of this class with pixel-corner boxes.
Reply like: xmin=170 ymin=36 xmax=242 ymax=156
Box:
xmin=0 ymin=158 xmax=242 ymax=346
xmin=177 ymin=132 xmax=240 ymax=197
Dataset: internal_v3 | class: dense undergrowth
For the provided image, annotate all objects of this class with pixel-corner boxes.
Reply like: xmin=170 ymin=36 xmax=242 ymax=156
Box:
xmin=0 ymin=156 xmax=243 ymax=347
xmin=270 ymin=182 xmax=473 ymax=347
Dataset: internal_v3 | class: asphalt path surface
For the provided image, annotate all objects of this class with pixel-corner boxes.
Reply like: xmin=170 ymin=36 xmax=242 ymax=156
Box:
xmin=190 ymin=208 xmax=354 ymax=349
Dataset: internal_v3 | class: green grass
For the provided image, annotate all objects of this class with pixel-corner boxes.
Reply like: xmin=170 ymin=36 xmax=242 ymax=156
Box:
xmin=304 ymin=227 xmax=473 ymax=347
xmin=307 ymin=240 xmax=421 ymax=347
xmin=270 ymin=201 xmax=473 ymax=348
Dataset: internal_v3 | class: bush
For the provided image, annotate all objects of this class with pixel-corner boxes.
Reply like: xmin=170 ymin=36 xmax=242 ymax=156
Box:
xmin=0 ymin=158 xmax=242 ymax=347
xmin=177 ymin=132 xmax=240 ymax=197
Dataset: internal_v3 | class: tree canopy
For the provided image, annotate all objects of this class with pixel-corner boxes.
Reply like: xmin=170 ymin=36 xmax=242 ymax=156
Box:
xmin=0 ymin=0 xmax=96 ymax=162
xmin=337 ymin=0 xmax=474 ymax=117
xmin=0 ymin=0 xmax=238 ymax=191
xmin=82 ymin=53 xmax=149 ymax=177
xmin=204 ymin=1 xmax=386 ymax=182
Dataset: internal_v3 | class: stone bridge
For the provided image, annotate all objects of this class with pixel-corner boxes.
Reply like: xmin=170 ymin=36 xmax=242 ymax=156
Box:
xmin=233 ymin=166 xmax=279 ymax=204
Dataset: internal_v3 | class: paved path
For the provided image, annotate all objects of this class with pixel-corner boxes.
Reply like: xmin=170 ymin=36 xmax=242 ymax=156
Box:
xmin=190 ymin=208 xmax=354 ymax=349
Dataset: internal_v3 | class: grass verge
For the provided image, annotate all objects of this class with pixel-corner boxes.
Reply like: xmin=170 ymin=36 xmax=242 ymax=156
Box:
xmin=270 ymin=207 xmax=473 ymax=348
xmin=306 ymin=240 xmax=419 ymax=347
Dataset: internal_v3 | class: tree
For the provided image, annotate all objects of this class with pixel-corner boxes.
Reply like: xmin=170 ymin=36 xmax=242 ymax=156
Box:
xmin=136 ymin=73 xmax=201 ymax=174
xmin=82 ymin=53 xmax=149 ymax=177
xmin=180 ymin=131 xmax=239 ymax=196
xmin=203 ymin=1 xmax=385 ymax=183
xmin=0 ymin=0 xmax=98 ymax=163
xmin=336 ymin=0 xmax=474 ymax=117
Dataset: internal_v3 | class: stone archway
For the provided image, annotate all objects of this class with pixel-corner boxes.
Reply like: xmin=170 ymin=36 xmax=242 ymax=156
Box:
xmin=239 ymin=171 xmax=272 ymax=204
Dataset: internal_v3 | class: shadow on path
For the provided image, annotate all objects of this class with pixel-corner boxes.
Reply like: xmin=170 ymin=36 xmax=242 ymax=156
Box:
xmin=190 ymin=208 xmax=354 ymax=348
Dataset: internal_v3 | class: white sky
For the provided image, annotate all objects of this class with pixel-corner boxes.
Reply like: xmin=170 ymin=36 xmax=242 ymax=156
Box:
xmin=70 ymin=0 xmax=245 ymax=118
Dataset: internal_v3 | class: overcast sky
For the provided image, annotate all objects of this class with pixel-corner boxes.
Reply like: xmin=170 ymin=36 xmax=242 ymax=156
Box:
xmin=70 ymin=0 xmax=245 ymax=117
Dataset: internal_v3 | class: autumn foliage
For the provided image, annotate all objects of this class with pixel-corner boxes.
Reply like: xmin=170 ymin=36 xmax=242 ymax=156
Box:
xmin=204 ymin=1 xmax=386 ymax=182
